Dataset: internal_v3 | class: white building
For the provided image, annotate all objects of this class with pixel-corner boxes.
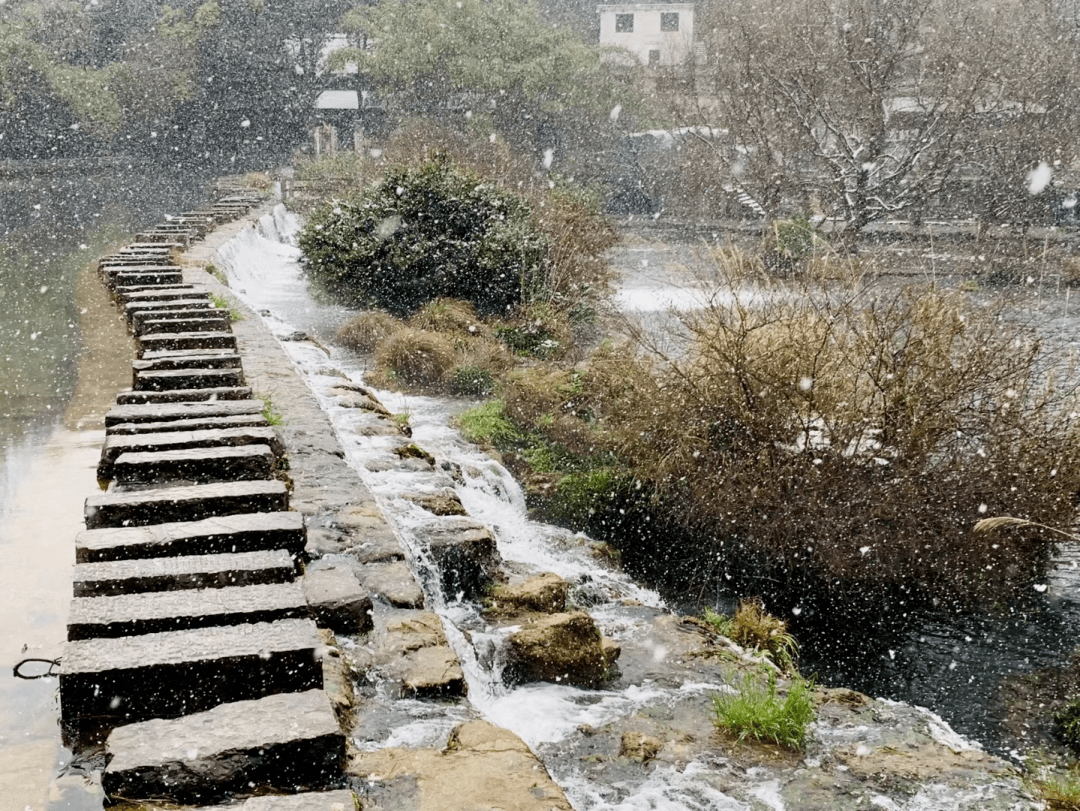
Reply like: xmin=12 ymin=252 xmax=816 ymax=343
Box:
xmin=597 ymin=2 xmax=696 ymax=67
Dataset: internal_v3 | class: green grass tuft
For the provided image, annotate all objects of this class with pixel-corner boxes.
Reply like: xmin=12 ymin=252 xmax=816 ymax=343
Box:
xmin=713 ymin=671 xmax=815 ymax=750
xmin=457 ymin=399 xmax=521 ymax=446
xmin=258 ymin=394 xmax=284 ymax=427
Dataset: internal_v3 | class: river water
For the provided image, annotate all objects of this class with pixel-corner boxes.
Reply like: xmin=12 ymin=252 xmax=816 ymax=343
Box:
xmin=217 ymin=204 xmax=1080 ymax=785
xmin=0 ymin=168 xmax=212 ymax=811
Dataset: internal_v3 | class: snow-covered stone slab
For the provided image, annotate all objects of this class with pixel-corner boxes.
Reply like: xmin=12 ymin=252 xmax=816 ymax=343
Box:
xmin=110 ymin=269 xmax=184 ymax=289
xmin=84 ymin=480 xmax=288 ymax=529
xmin=125 ymin=298 xmax=212 ymax=323
xmin=115 ymin=285 xmax=201 ymax=302
xmin=67 ymin=581 xmax=308 ymax=639
xmin=111 ymin=444 xmax=275 ymax=485
xmin=73 ymin=549 xmax=296 ymax=597
xmin=138 ymin=331 xmax=237 ymax=354
xmin=100 ymin=426 xmax=283 ymax=474
xmin=134 ymin=366 xmax=245 ymax=392
xmin=107 ymin=413 xmax=267 ymax=436
xmin=105 ymin=399 xmax=263 ymax=426
xmin=102 ymin=690 xmax=344 ymax=804
xmin=60 ymin=618 xmax=324 ymax=729
xmin=131 ymin=349 xmax=241 ymax=373
xmin=135 ymin=312 xmax=231 ymax=335
xmin=76 ymin=511 xmax=306 ymax=563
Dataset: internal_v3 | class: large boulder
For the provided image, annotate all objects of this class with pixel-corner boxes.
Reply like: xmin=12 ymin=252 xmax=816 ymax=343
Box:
xmin=422 ymin=517 xmax=501 ymax=600
xmin=487 ymin=572 xmax=568 ymax=615
xmin=504 ymin=611 xmax=616 ymax=688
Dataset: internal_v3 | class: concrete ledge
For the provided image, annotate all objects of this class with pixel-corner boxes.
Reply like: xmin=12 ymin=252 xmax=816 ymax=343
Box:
xmin=102 ymin=690 xmax=345 ymax=805
xmin=76 ymin=511 xmax=306 ymax=562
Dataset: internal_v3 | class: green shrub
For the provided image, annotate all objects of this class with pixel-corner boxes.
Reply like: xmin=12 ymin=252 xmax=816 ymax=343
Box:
xmin=1054 ymin=699 xmax=1080 ymax=753
xmin=450 ymin=365 xmax=496 ymax=396
xmin=713 ymin=671 xmax=815 ymax=750
xmin=298 ymin=155 xmax=546 ymax=316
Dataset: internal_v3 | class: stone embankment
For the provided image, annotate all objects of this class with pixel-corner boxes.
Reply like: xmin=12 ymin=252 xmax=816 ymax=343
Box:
xmin=58 ymin=183 xmax=579 ymax=810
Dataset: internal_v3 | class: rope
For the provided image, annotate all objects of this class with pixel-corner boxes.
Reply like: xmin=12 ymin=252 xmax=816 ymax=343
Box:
xmin=13 ymin=658 xmax=60 ymax=680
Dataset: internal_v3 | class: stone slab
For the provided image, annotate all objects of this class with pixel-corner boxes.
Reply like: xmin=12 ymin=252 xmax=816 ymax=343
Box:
xmin=110 ymin=270 xmax=184 ymax=289
xmin=67 ymin=581 xmax=309 ymax=639
xmin=125 ymin=298 xmax=212 ymax=322
xmin=73 ymin=549 xmax=296 ymax=596
xmin=102 ymin=690 xmax=344 ymax=804
xmin=107 ymin=413 xmax=268 ymax=436
xmin=195 ymin=790 xmax=356 ymax=811
xmin=134 ymin=367 xmax=245 ymax=391
xmin=115 ymin=285 xmax=201 ymax=302
xmin=76 ymin=511 xmax=306 ymax=562
xmin=138 ymin=331 xmax=237 ymax=354
xmin=115 ymin=386 xmax=252 ymax=405
xmin=84 ymin=479 xmax=288 ymax=529
xmin=105 ymin=399 xmax=263 ymax=426
xmin=422 ymin=517 xmax=501 ymax=601
xmin=111 ymin=444 xmax=275 ymax=485
xmin=131 ymin=351 xmax=242 ymax=374
xmin=60 ymin=619 xmax=323 ymax=729
xmin=100 ymin=426 xmax=283 ymax=472
xmin=135 ymin=311 xmax=230 ymax=332
xmin=303 ymin=565 xmax=374 ymax=635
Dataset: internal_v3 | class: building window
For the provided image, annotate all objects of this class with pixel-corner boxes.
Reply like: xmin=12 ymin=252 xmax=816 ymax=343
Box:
xmin=615 ymin=13 xmax=634 ymax=32
xmin=648 ymin=49 xmax=661 ymax=65
xmin=660 ymin=12 xmax=679 ymax=31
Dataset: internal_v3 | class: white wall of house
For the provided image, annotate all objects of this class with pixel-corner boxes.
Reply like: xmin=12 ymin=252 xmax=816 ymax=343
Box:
xmin=598 ymin=3 xmax=695 ymax=66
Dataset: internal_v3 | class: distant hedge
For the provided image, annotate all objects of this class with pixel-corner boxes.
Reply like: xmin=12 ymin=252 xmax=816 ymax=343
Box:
xmin=298 ymin=156 xmax=545 ymax=316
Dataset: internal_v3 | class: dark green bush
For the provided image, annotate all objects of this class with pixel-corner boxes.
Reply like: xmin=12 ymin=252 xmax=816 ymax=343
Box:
xmin=1055 ymin=698 xmax=1080 ymax=754
xmin=298 ymin=156 xmax=546 ymax=316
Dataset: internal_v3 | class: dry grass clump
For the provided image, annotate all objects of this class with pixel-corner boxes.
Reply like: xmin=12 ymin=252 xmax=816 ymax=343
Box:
xmin=336 ymin=311 xmax=403 ymax=353
xmin=604 ymin=249 xmax=1080 ymax=607
xmin=408 ymin=298 xmax=489 ymax=339
xmin=371 ymin=328 xmax=458 ymax=389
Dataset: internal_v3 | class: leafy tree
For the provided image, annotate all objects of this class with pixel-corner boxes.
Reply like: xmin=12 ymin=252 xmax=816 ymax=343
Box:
xmin=336 ymin=0 xmax=638 ymax=161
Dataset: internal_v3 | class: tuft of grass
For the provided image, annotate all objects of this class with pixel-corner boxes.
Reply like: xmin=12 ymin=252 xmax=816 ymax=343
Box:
xmin=457 ymin=399 xmax=521 ymax=447
xmin=205 ymin=263 xmax=229 ymax=286
xmin=258 ymin=393 xmax=284 ymax=427
xmin=210 ymin=293 xmax=243 ymax=322
xmin=450 ymin=365 xmax=496 ymax=396
xmin=1055 ymin=699 xmax=1080 ymax=754
xmin=336 ymin=311 xmax=403 ymax=353
xmin=713 ymin=671 xmax=815 ymax=750
xmin=371 ymin=328 xmax=457 ymax=388
xmin=702 ymin=600 xmax=799 ymax=672
xmin=1033 ymin=766 xmax=1080 ymax=810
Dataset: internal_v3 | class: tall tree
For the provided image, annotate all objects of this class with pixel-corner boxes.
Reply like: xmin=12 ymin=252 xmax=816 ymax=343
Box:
xmin=668 ymin=0 xmax=1078 ymax=242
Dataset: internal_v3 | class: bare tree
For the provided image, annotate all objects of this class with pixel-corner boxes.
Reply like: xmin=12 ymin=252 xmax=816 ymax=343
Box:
xmin=662 ymin=0 xmax=1078 ymax=244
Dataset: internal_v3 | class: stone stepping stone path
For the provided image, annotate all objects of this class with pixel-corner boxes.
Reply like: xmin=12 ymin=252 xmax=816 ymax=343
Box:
xmin=57 ymin=190 xmax=355 ymax=807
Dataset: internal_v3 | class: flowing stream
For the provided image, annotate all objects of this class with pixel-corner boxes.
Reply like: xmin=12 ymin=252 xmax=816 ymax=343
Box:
xmin=215 ymin=204 xmax=1080 ymax=805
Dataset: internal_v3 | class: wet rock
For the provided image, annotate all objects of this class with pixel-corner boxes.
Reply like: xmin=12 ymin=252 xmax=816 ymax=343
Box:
xmin=364 ymin=611 xmax=466 ymax=698
xmin=402 ymin=489 xmax=467 ymax=517
xmin=355 ymin=561 xmax=424 ymax=609
xmin=350 ymin=720 xmax=571 ymax=811
xmin=422 ymin=516 xmax=501 ymax=600
xmin=333 ymin=390 xmax=391 ymax=416
xmin=363 ymin=455 xmax=436 ymax=474
xmin=487 ymin=573 xmax=568 ymax=615
xmin=504 ymin=611 xmax=610 ymax=688
xmin=303 ymin=564 xmax=374 ymax=635
xmin=305 ymin=527 xmax=351 ymax=557
xmin=318 ymin=630 xmax=355 ymax=724
xmin=103 ymin=690 xmax=344 ymax=804
xmin=355 ymin=419 xmax=402 ymax=438
xmin=620 ymin=731 xmax=663 ymax=763
xmin=393 ymin=443 xmax=435 ymax=465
